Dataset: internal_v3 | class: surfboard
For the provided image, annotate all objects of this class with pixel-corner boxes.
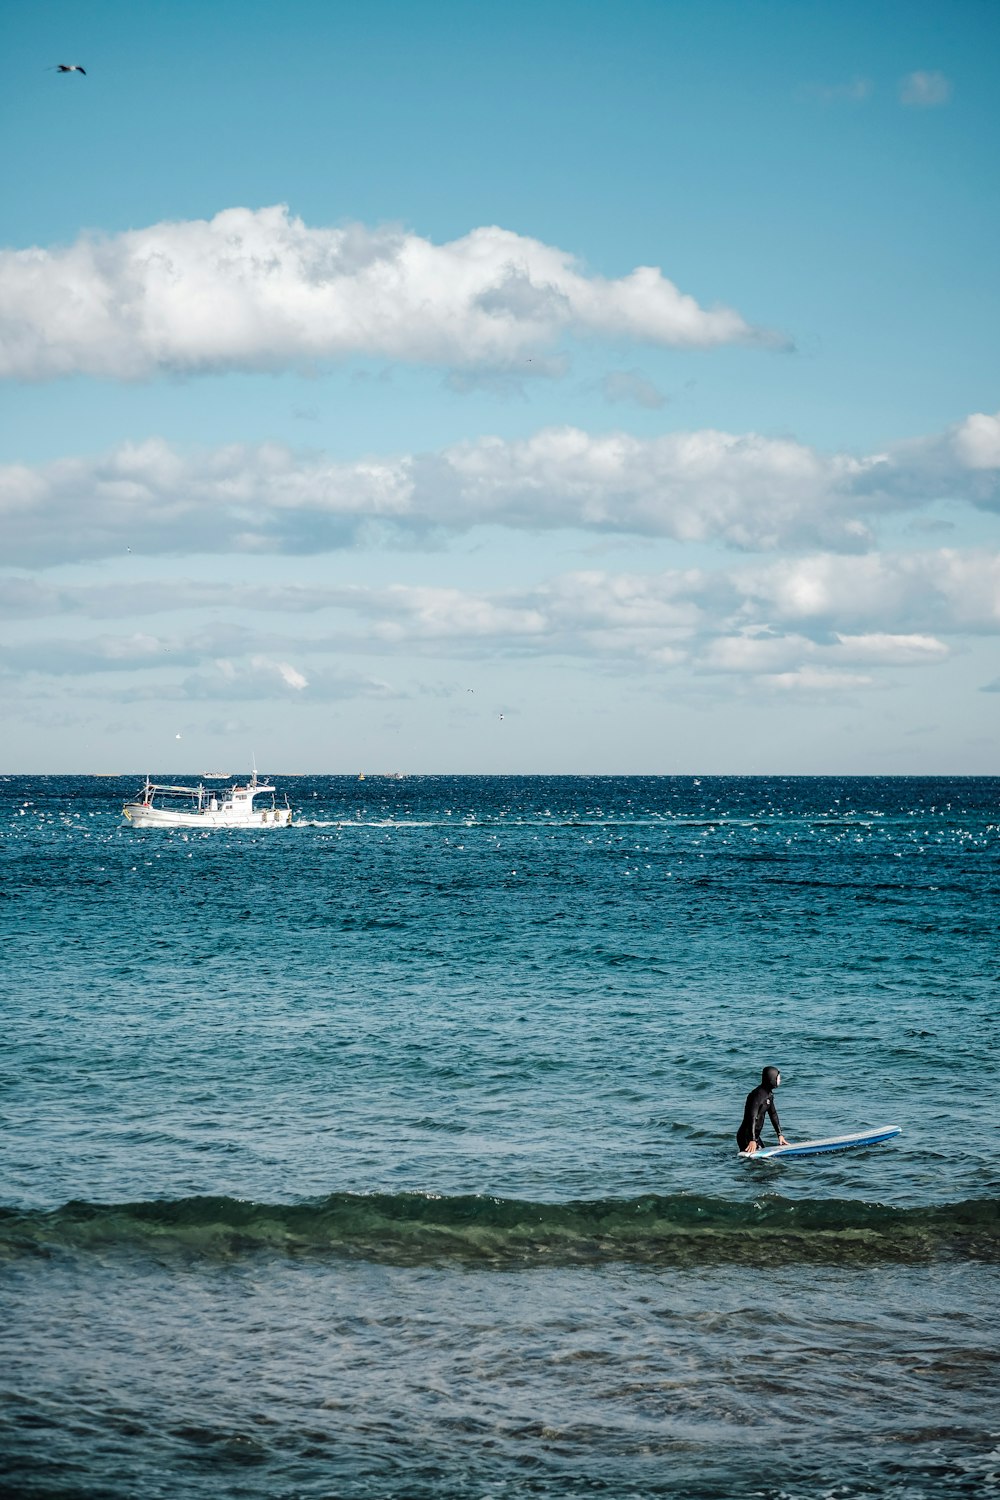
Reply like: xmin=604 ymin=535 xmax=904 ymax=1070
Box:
xmin=739 ymin=1125 xmax=901 ymax=1160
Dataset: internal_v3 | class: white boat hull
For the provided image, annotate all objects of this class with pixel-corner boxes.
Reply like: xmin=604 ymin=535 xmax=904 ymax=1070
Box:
xmin=123 ymin=772 xmax=293 ymax=829
xmin=124 ymin=803 xmax=292 ymax=829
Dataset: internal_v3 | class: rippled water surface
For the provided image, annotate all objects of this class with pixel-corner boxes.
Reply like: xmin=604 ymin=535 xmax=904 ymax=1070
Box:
xmin=3 ymin=775 xmax=999 ymax=1497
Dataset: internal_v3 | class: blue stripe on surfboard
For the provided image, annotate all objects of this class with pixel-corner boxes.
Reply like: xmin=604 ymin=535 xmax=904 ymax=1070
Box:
xmin=740 ymin=1126 xmax=901 ymax=1160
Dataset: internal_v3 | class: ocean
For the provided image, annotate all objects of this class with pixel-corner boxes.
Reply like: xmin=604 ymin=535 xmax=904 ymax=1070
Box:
xmin=2 ymin=774 xmax=998 ymax=1499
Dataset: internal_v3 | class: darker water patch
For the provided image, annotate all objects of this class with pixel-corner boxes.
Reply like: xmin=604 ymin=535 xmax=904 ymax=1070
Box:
xmin=2 ymin=1191 xmax=997 ymax=1268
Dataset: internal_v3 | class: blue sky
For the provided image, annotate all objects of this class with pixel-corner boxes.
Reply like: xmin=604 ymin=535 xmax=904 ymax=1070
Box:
xmin=2 ymin=0 xmax=998 ymax=772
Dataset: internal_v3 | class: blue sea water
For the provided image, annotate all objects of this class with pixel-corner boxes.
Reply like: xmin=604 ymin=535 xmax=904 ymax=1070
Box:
xmin=2 ymin=774 xmax=999 ymax=1499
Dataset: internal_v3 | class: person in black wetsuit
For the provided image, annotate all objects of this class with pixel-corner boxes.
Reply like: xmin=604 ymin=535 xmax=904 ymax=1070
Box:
xmin=737 ymin=1066 xmax=789 ymax=1154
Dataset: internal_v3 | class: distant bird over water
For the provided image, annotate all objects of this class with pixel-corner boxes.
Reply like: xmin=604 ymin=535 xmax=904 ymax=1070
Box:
xmin=54 ymin=63 xmax=86 ymax=74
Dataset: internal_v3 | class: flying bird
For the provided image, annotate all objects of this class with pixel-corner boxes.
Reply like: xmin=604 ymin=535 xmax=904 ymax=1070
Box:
xmin=54 ymin=63 xmax=86 ymax=74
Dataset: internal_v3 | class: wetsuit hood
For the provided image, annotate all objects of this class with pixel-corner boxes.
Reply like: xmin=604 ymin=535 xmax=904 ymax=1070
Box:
xmin=761 ymin=1065 xmax=781 ymax=1090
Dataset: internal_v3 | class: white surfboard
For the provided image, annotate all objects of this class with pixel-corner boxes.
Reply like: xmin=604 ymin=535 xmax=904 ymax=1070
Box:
xmin=739 ymin=1125 xmax=901 ymax=1160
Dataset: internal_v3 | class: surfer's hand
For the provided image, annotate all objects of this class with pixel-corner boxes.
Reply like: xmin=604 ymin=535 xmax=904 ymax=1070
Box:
xmin=744 ymin=1140 xmax=758 ymax=1154
xmin=778 ymin=1136 xmax=788 ymax=1146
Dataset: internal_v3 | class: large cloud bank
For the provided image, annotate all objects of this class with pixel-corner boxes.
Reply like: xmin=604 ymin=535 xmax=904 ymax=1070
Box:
xmin=4 ymin=549 xmax=998 ymax=637
xmin=3 ymin=548 xmax=997 ymax=698
xmin=2 ymin=411 xmax=998 ymax=566
xmin=0 ymin=207 xmax=774 ymax=380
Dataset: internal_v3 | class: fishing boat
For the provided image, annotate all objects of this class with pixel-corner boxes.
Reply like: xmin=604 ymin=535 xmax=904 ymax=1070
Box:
xmin=123 ymin=770 xmax=293 ymax=829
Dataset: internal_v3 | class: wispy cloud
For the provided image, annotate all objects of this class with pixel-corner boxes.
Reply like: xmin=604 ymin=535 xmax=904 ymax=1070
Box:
xmin=899 ymin=71 xmax=952 ymax=108
xmin=2 ymin=409 xmax=998 ymax=567
xmin=600 ymin=369 xmax=667 ymax=410
xmin=800 ymin=77 xmax=874 ymax=106
xmin=758 ymin=667 xmax=876 ymax=693
xmin=0 ymin=206 xmax=779 ymax=382
xmin=0 ymin=577 xmax=347 ymax=619
xmin=127 ymin=660 xmax=395 ymax=704
xmin=3 ymin=549 xmax=995 ymax=696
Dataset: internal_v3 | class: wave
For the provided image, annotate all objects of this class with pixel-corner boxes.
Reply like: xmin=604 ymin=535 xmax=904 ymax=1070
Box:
xmin=286 ymin=816 xmax=904 ymax=830
xmin=2 ymin=1192 xmax=997 ymax=1267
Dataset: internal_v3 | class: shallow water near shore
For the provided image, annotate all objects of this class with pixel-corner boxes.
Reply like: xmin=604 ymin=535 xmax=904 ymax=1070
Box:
xmin=3 ymin=774 xmax=999 ymax=1497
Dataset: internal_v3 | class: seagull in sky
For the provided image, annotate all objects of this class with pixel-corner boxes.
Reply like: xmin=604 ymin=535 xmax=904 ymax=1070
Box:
xmin=54 ymin=63 xmax=86 ymax=74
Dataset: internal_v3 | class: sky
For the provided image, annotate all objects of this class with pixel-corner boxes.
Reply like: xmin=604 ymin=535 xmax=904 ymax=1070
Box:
xmin=2 ymin=0 xmax=998 ymax=774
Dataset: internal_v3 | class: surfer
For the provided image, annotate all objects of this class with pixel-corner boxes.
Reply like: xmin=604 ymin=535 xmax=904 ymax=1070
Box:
xmin=736 ymin=1065 xmax=789 ymax=1154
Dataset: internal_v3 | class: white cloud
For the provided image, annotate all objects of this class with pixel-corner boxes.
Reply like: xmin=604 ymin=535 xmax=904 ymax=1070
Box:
xmin=697 ymin=628 xmax=947 ymax=678
xmin=326 ymin=553 xmax=991 ymax=680
xmin=366 ymin=585 xmax=547 ymax=643
xmin=832 ymin=632 xmax=948 ymax=664
xmin=760 ymin=667 xmax=876 ymax=693
xmin=0 ymin=577 xmax=345 ymax=619
xmin=899 ymin=71 xmax=952 ymax=107
xmin=435 ymin=426 xmax=878 ymax=547
xmin=600 ymin=369 xmax=668 ymax=410
xmin=0 ymin=624 xmax=259 ymax=676
xmin=801 ymin=77 xmax=874 ymax=106
xmin=952 ymin=412 xmax=1000 ymax=470
xmin=270 ymin=659 xmax=310 ymax=690
xmin=173 ymin=658 xmax=389 ymax=702
xmin=3 ymin=407 xmax=999 ymax=567
xmin=734 ymin=549 xmax=1000 ymax=632
xmin=0 ymin=654 xmax=394 ymax=705
xmin=5 ymin=548 xmax=991 ymax=697
xmin=0 ymin=206 xmax=775 ymax=381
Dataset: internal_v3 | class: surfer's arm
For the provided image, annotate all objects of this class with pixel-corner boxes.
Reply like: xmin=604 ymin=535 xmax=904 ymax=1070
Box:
xmin=766 ymin=1098 xmax=785 ymax=1143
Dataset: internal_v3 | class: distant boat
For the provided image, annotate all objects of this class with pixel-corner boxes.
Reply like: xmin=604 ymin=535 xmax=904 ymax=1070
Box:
xmin=202 ymin=771 xmax=229 ymax=779
xmin=123 ymin=770 xmax=292 ymax=829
